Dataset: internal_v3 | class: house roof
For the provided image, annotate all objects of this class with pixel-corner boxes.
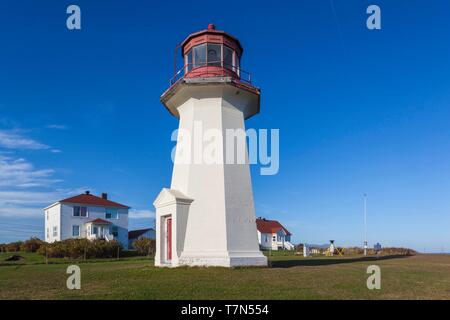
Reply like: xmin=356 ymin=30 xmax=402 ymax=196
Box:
xmin=128 ymin=228 xmax=154 ymax=239
xmin=60 ymin=193 xmax=130 ymax=209
xmin=87 ymin=218 xmax=112 ymax=225
xmin=256 ymin=218 xmax=292 ymax=236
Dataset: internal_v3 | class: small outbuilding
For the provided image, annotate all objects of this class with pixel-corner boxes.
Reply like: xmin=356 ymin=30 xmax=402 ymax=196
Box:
xmin=256 ymin=218 xmax=294 ymax=250
xmin=128 ymin=228 xmax=155 ymax=249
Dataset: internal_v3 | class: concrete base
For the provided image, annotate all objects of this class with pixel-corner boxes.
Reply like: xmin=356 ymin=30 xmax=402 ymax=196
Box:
xmin=175 ymin=251 xmax=268 ymax=267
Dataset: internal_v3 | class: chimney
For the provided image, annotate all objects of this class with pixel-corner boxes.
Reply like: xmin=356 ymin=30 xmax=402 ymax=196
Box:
xmin=85 ymin=191 xmax=90 ymax=195
xmin=101 ymin=193 xmax=108 ymax=200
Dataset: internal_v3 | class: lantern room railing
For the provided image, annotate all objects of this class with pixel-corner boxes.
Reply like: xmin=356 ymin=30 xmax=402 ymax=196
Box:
xmin=169 ymin=61 xmax=252 ymax=86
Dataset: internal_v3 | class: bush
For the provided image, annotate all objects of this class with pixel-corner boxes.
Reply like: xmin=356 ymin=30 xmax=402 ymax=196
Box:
xmin=4 ymin=241 xmax=23 ymax=252
xmin=38 ymin=239 xmax=123 ymax=259
xmin=20 ymin=237 xmax=44 ymax=253
xmin=380 ymin=247 xmax=417 ymax=256
xmin=344 ymin=246 xmax=416 ymax=256
xmin=132 ymin=237 xmax=155 ymax=256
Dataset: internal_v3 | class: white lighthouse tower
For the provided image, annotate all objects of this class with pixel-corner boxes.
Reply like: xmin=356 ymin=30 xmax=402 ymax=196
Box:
xmin=154 ymin=24 xmax=267 ymax=267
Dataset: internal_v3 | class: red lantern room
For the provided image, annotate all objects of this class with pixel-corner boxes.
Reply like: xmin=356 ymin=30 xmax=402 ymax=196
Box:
xmin=181 ymin=23 xmax=243 ymax=80
xmin=162 ymin=24 xmax=260 ymax=119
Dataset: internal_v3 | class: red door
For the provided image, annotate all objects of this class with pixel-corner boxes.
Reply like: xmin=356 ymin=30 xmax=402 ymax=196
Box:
xmin=166 ymin=217 xmax=172 ymax=261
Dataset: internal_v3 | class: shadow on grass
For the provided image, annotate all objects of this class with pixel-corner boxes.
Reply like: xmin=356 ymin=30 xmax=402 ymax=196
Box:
xmin=269 ymin=254 xmax=413 ymax=268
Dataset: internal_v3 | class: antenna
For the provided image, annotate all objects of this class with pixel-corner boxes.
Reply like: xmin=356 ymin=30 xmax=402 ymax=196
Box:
xmin=363 ymin=193 xmax=368 ymax=256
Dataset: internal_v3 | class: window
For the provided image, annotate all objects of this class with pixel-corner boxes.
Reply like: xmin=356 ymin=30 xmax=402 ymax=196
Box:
xmin=72 ymin=225 xmax=80 ymax=237
xmin=186 ymin=49 xmax=193 ymax=72
xmin=111 ymin=226 xmax=118 ymax=237
xmin=187 ymin=44 xmax=240 ymax=73
xmin=53 ymin=226 xmax=58 ymax=237
xmin=73 ymin=206 xmax=87 ymax=217
xmin=105 ymin=208 xmax=118 ymax=219
xmin=93 ymin=226 xmax=98 ymax=235
xmin=234 ymin=55 xmax=240 ymax=74
xmin=46 ymin=228 xmax=49 ymax=239
xmin=193 ymin=43 xmax=206 ymax=68
xmin=207 ymin=43 xmax=221 ymax=66
xmin=223 ymin=46 xmax=233 ymax=69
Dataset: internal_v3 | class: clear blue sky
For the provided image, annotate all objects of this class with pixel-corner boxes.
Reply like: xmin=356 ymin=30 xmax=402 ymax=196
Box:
xmin=1 ymin=0 xmax=449 ymax=252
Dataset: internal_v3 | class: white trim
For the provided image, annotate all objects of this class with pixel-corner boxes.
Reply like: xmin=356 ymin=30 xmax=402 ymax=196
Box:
xmin=44 ymin=201 xmax=60 ymax=211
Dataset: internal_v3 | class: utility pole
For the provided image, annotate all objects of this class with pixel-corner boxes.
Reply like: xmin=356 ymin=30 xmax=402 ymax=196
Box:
xmin=364 ymin=193 xmax=368 ymax=256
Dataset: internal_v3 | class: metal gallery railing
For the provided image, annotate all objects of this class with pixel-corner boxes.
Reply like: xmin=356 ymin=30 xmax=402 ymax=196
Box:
xmin=169 ymin=61 xmax=252 ymax=86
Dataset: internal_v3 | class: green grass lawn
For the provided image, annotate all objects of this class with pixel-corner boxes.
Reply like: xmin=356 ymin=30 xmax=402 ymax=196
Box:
xmin=0 ymin=252 xmax=449 ymax=300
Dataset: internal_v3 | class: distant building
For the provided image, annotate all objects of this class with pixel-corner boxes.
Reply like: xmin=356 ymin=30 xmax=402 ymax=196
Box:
xmin=128 ymin=228 xmax=155 ymax=249
xmin=256 ymin=218 xmax=294 ymax=250
xmin=44 ymin=191 xmax=130 ymax=249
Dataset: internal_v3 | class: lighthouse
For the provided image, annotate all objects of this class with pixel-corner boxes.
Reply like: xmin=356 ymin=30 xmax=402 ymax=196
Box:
xmin=154 ymin=24 xmax=267 ymax=267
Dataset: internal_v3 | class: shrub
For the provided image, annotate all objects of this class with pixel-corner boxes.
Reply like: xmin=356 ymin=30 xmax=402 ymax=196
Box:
xmin=343 ymin=246 xmax=416 ymax=256
xmin=5 ymin=241 xmax=23 ymax=252
xmin=380 ymin=247 xmax=417 ymax=256
xmin=20 ymin=237 xmax=44 ymax=253
xmin=38 ymin=239 xmax=123 ymax=259
xmin=345 ymin=247 xmax=364 ymax=255
xmin=132 ymin=237 xmax=156 ymax=256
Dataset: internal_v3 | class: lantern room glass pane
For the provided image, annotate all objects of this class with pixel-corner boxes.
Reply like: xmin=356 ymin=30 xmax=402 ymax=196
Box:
xmin=207 ymin=43 xmax=221 ymax=66
xmin=186 ymin=49 xmax=193 ymax=72
xmin=193 ymin=43 xmax=206 ymax=68
xmin=223 ymin=46 xmax=233 ymax=70
xmin=234 ymin=54 xmax=240 ymax=75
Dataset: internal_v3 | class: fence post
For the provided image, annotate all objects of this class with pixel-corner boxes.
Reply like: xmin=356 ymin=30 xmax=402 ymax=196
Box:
xmin=268 ymin=247 xmax=272 ymax=268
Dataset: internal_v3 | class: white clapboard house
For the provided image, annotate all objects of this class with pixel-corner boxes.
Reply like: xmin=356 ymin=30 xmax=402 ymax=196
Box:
xmin=256 ymin=218 xmax=294 ymax=250
xmin=44 ymin=191 xmax=130 ymax=249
